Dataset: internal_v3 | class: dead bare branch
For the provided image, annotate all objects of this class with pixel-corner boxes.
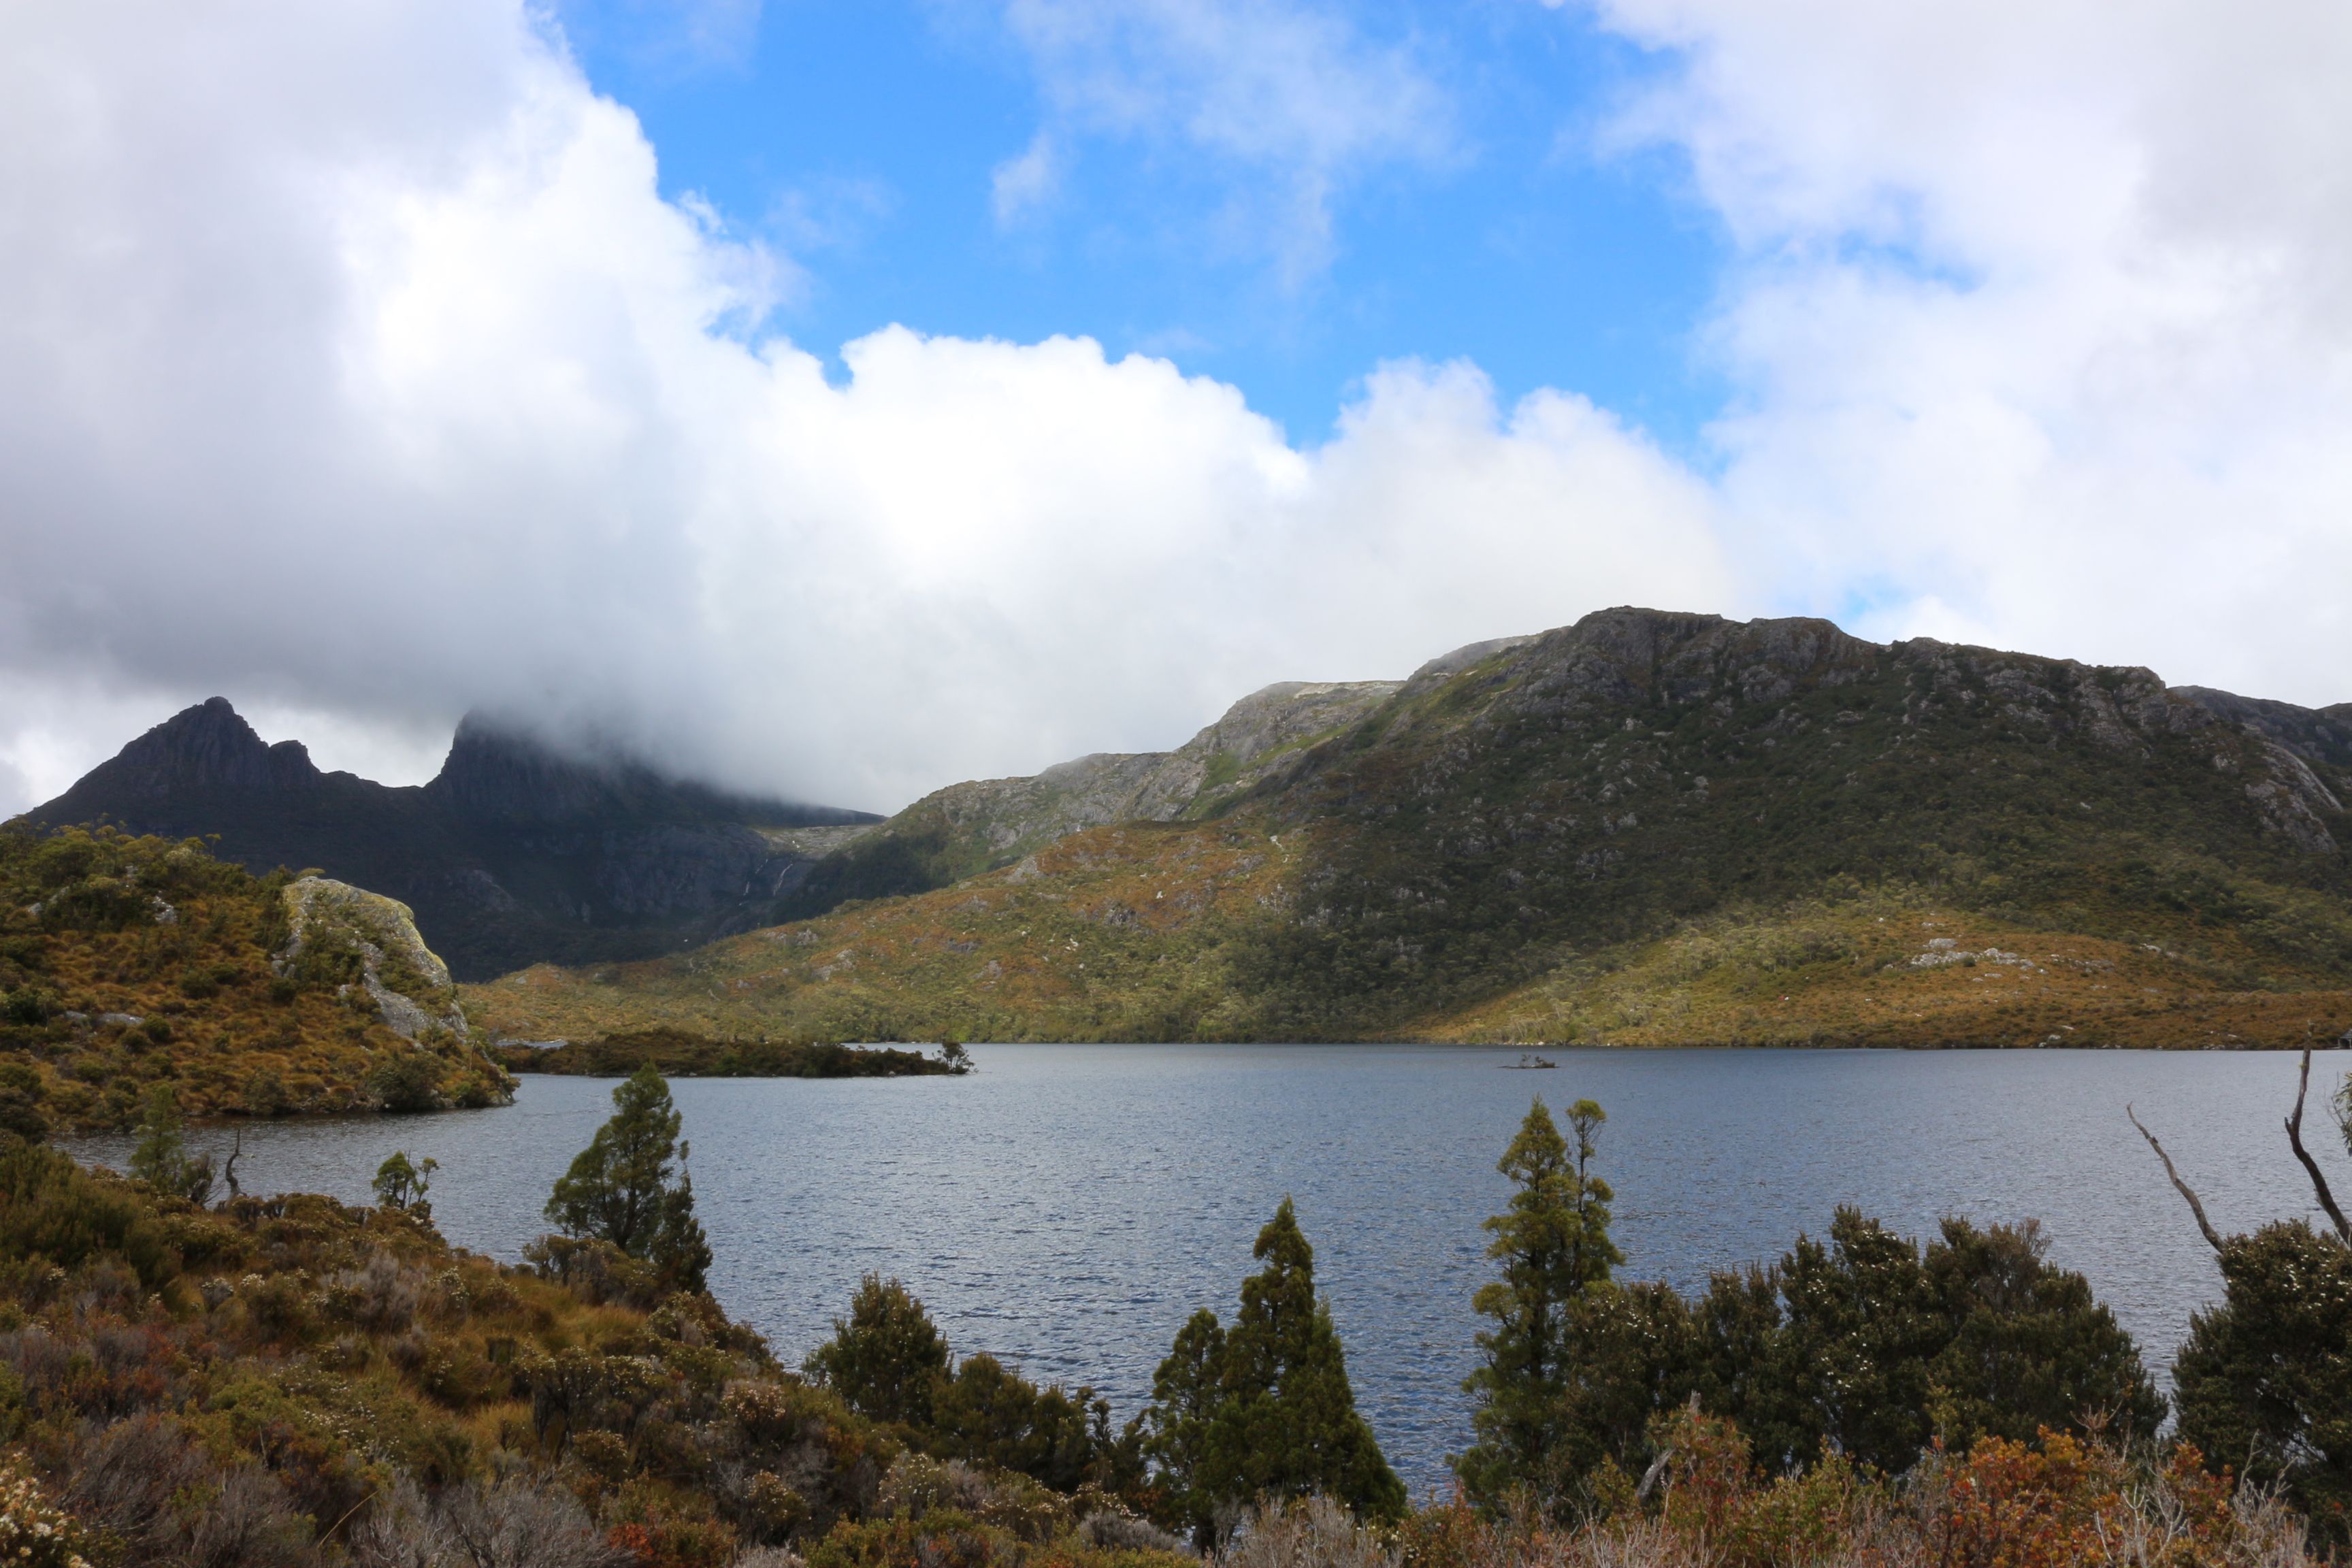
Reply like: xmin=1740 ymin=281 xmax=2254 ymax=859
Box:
xmin=2128 ymin=1104 xmax=2223 ymax=1254
xmin=2284 ymin=1047 xmax=2352 ymax=1245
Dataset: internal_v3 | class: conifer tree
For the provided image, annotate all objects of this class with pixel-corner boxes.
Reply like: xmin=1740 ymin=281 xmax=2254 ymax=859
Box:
xmin=804 ymin=1273 xmax=950 ymax=1427
xmin=1455 ymin=1097 xmax=1620 ymax=1505
xmin=546 ymin=1064 xmax=710 ymax=1292
xmin=1141 ymin=1198 xmax=1404 ymax=1542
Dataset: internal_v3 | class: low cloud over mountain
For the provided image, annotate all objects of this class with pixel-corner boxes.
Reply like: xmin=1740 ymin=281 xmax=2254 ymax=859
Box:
xmin=2 ymin=1 xmax=2347 ymax=814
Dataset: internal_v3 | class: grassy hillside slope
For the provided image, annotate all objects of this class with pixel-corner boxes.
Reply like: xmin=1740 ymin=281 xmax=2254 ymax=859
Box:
xmin=768 ymin=681 xmax=1398 ymax=921
xmin=470 ymin=821 xmax=1295 ymax=1045
xmin=467 ymin=609 xmax=2352 ymax=1047
xmin=0 ymin=826 xmax=512 ymax=1127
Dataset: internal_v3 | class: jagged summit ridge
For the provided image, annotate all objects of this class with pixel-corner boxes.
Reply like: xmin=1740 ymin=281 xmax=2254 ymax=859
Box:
xmin=21 ymin=700 xmax=880 ymax=979
xmin=86 ymin=696 xmax=321 ymax=800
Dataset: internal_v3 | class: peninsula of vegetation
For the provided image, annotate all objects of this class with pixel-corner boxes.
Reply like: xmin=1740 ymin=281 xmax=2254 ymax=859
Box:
xmin=0 ymin=826 xmax=951 ymax=1132
xmin=0 ymin=825 xmax=512 ymax=1129
xmin=494 ymin=1029 xmax=969 ymax=1079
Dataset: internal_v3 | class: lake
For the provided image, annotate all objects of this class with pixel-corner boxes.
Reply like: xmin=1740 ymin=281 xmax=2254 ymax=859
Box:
xmin=65 ymin=1045 xmax=2349 ymax=1494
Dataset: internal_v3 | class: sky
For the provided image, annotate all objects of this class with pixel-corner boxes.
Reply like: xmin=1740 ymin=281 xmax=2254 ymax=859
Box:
xmin=1 ymin=0 xmax=2349 ymax=816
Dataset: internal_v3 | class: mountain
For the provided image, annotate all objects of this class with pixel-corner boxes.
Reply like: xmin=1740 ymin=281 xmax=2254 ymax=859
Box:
xmin=772 ymin=677 xmax=1403 ymax=917
xmin=466 ymin=607 xmax=2352 ymax=1049
xmin=16 ymin=700 xmax=878 ymax=979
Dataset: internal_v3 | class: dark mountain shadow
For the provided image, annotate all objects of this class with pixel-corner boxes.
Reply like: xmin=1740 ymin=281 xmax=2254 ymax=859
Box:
xmin=16 ymin=699 xmax=877 ymax=980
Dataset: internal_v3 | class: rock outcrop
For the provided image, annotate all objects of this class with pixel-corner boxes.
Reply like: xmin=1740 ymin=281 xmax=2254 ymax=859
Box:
xmin=277 ymin=877 xmax=468 ymax=1041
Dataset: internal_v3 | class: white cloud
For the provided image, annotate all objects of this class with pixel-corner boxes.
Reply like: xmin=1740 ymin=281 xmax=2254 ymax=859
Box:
xmin=990 ymin=132 xmax=1062 ymax=227
xmin=23 ymin=0 xmax=2340 ymax=827
xmin=553 ymin=0 xmax=766 ymax=73
xmin=1581 ymin=0 xmax=2352 ymax=704
xmin=0 ymin=0 xmax=1723 ymax=816
xmin=992 ymin=0 xmax=1454 ymax=276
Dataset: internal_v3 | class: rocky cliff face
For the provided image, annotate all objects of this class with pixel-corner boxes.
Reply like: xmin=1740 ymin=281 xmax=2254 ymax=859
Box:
xmin=20 ymin=703 xmax=878 ymax=980
xmin=1220 ymin=606 xmax=2352 ymax=1033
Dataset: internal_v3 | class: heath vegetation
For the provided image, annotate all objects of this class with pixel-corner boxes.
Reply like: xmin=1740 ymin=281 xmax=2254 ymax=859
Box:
xmin=0 ymin=827 xmax=511 ymax=1128
xmin=0 ymin=1050 xmax=2343 ymax=1565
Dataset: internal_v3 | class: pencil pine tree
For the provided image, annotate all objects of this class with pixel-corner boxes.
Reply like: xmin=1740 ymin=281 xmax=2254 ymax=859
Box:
xmin=127 ymin=1085 xmax=213 ymax=1205
xmin=1455 ymin=1097 xmax=1622 ymax=1506
xmin=805 ymin=1273 xmax=951 ymax=1426
xmin=1141 ymin=1198 xmax=1403 ymax=1543
xmin=546 ymin=1063 xmax=710 ymax=1292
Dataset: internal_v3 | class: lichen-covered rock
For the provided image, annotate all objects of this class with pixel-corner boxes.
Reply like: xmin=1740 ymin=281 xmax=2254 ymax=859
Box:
xmin=278 ymin=877 xmax=470 ymax=1039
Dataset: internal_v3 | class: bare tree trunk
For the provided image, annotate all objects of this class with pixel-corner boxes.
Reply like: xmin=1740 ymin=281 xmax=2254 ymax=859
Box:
xmin=2285 ymin=1046 xmax=2351 ymax=1244
xmin=2128 ymin=1105 xmax=2223 ymax=1253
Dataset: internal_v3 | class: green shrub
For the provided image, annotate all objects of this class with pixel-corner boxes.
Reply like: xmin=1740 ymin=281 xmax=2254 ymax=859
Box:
xmin=0 ymin=1064 xmax=48 ymax=1147
xmin=806 ymin=1274 xmax=949 ymax=1428
xmin=0 ymin=1143 xmax=173 ymax=1290
xmin=2174 ymin=1221 xmax=2352 ymax=1551
xmin=368 ymin=1047 xmax=445 ymax=1113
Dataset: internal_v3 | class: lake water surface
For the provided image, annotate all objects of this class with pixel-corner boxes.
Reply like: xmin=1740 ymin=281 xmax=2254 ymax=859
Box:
xmin=67 ymin=1045 xmax=2350 ymax=1493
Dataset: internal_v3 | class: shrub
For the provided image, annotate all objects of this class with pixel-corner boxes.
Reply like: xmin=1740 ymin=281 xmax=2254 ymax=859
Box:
xmin=0 ymin=1144 xmax=173 ymax=1290
xmin=370 ymin=1047 xmax=447 ymax=1113
xmin=1220 ymin=1495 xmax=1392 ymax=1568
xmin=1 ymin=987 xmax=54 ymax=1028
xmin=1488 ymin=1205 xmax=2163 ymax=1501
xmin=524 ymin=1235 xmax=667 ymax=1311
xmin=350 ymin=1475 xmax=626 ymax=1568
xmin=0 ymin=1063 xmax=50 ymax=1146
xmin=244 ymin=1067 xmax=291 ymax=1116
xmin=0 ymin=1459 xmax=95 ymax=1568
xmin=2174 ymin=1220 xmax=2352 ymax=1551
xmin=804 ymin=1275 xmax=948 ymax=1428
xmin=928 ymin=1352 xmax=1126 ymax=1495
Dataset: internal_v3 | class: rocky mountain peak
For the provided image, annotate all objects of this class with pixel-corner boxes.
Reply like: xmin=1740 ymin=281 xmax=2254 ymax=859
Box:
xmin=427 ymin=717 xmax=658 ymax=826
xmin=425 ymin=714 xmax=876 ymax=830
xmin=50 ymin=697 xmax=321 ymax=808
